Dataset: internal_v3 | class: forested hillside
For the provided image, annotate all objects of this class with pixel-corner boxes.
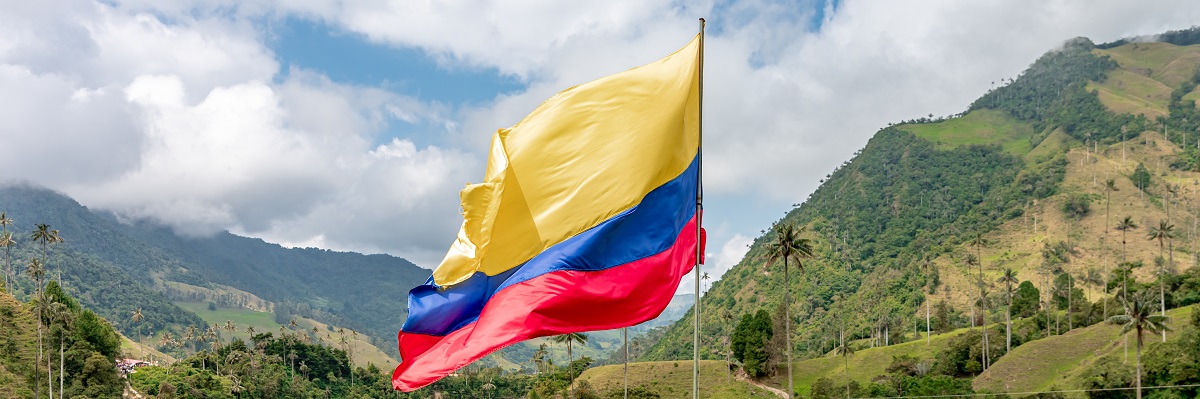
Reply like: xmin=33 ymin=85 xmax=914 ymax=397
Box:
xmin=646 ymin=30 xmax=1200 ymax=396
xmin=0 ymin=185 xmax=429 ymax=359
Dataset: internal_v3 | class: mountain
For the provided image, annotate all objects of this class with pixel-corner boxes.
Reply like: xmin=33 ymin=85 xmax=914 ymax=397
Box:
xmin=645 ymin=29 xmax=1200 ymax=368
xmin=0 ymin=184 xmax=429 ymax=358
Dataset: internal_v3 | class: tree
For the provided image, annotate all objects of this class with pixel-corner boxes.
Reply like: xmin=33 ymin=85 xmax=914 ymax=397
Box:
xmin=27 ymin=257 xmax=45 ymax=399
xmin=1130 ymin=163 xmax=1152 ymax=194
xmin=552 ymin=332 xmax=588 ymax=399
xmin=763 ymin=222 xmax=814 ymax=398
xmin=132 ymin=308 xmax=145 ymax=358
xmin=834 ymin=327 xmax=855 ymax=399
xmin=1010 ymin=281 xmax=1040 ymax=318
xmin=731 ymin=310 xmax=772 ymax=377
xmin=996 ymin=269 xmax=1018 ymax=353
xmin=922 ymin=256 xmax=934 ymax=345
xmin=1107 ymin=292 xmax=1171 ymax=399
xmin=31 ymin=223 xmax=52 ymax=265
xmin=532 ymin=343 xmax=548 ymax=374
xmin=49 ymin=302 xmax=72 ymax=399
xmin=1146 ymin=219 xmax=1173 ymax=342
xmin=1102 ymin=179 xmax=1118 ymax=319
xmin=1116 ymin=216 xmax=1138 ymax=300
xmin=0 ymin=212 xmax=12 ymax=294
xmin=969 ymin=233 xmax=990 ymax=370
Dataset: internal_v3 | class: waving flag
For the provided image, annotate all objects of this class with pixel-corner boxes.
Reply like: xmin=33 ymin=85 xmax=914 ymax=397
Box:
xmin=393 ymin=34 xmax=703 ymax=391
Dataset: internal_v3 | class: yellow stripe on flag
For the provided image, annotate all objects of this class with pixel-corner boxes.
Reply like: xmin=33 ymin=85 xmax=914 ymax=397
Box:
xmin=433 ymin=34 xmax=701 ymax=287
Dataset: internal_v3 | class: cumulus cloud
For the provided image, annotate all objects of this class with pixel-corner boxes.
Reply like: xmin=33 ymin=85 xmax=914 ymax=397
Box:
xmin=5 ymin=0 xmax=1200 ymax=277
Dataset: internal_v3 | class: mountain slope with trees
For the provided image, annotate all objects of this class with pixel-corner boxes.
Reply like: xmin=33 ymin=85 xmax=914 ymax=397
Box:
xmin=645 ymin=27 xmax=1200 ymax=397
xmin=0 ymin=184 xmax=429 ymax=359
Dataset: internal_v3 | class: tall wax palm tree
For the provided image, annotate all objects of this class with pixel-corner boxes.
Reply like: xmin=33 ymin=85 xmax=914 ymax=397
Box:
xmin=997 ymin=269 xmax=1018 ymax=353
xmin=531 ymin=343 xmax=548 ymax=374
xmin=922 ymin=256 xmax=933 ymax=345
xmin=1116 ymin=216 xmax=1138 ymax=300
xmin=552 ymin=332 xmax=588 ymax=399
xmin=27 ymin=257 xmax=45 ymax=399
xmin=0 ymin=231 xmax=12 ymax=294
xmin=0 ymin=212 xmax=12 ymax=293
xmin=1103 ymin=179 xmax=1118 ymax=318
xmin=834 ymin=326 xmax=854 ymax=399
xmin=49 ymin=302 xmax=71 ymax=399
xmin=623 ymin=326 xmax=629 ymax=399
xmin=132 ymin=308 xmax=145 ymax=358
xmin=764 ymin=222 xmax=814 ymax=398
xmin=1107 ymin=292 xmax=1171 ymax=399
xmin=966 ymin=254 xmax=978 ymax=328
xmin=48 ymin=230 xmax=62 ymax=285
xmin=969 ymin=233 xmax=990 ymax=370
xmin=31 ymin=223 xmax=52 ymax=264
xmin=1146 ymin=220 xmax=1173 ymax=342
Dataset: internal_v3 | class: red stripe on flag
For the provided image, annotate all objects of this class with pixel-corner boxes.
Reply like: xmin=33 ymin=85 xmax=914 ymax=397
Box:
xmin=393 ymin=216 xmax=699 ymax=391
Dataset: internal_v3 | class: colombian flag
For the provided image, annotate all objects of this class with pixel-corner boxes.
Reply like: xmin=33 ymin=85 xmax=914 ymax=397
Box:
xmin=393 ymin=35 xmax=702 ymax=391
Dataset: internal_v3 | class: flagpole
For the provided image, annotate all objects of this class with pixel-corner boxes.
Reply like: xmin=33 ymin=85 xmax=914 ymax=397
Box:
xmin=694 ymin=17 xmax=706 ymax=399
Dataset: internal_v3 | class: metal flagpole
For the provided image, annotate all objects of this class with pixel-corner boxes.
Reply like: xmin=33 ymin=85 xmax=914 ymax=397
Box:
xmin=694 ymin=17 xmax=705 ymax=399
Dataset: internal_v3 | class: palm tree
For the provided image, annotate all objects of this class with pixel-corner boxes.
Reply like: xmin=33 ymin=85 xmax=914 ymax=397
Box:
xmin=0 ymin=231 xmax=13 ymax=294
xmin=1103 ymin=179 xmax=1118 ymax=319
xmin=0 ymin=212 xmax=13 ymax=294
xmin=47 ymin=230 xmax=62 ymax=285
xmin=834 ymin=327 xmax=854 ymax=399
xmin=622 ymin=326 xmax=629 ymax=399
xmin=26 ymin=257 xmax=45 ymax=399
xmin=996 ymin=269 xmax=1018 ymax=353
xmin=552 ymin=332 xmax=588 ymax=399
xmin=531 ymin=343 xmax=548 ymax=374
xmin=31 ymin=223 xmax=52 ymax=264
xmin=966 ymin=254 xmax=978 ymax=328
xmin=764 ymin=222 xmax=814 ymax=398
xmin=159 ymin=332 xmax=176 ymax=350
xmin=1146 ymin=220 xmax=1173 ymax=342
xmin=1107 ymin=292 xmax=1171 ymax=399
xmin=1116 ymin=216 xmax=1138 ymax=300
xmin=49 ymin=302 xmax=71 ymax=399
xmin=132 ymin=308 xmax=145 ymax=358
xmin=917 ymin=255 xmax=934 ymax=345
xmin=969 ymin=233 xmax=990 ymax=370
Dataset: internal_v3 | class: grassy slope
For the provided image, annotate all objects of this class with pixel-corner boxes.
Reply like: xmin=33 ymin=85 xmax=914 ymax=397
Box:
xmin=975 ymin=304 xmax=1196 ymax=395
xmin=769 ymin=328 xmax=970 ymax=398
xmin=119 ymin=332 xmax=176 ymax=364
xmin=898 ymin=109 xmax=1036 ymax=155
xmin=577 ymin=360 xmax=779 ymax=399
xmin=171 ymin=301 xmax=397 ymax=368
xmin=1090 ymin=43 xmax=1200 ymax=118
xmin=0 ymin=291 xmax=36 ymax=399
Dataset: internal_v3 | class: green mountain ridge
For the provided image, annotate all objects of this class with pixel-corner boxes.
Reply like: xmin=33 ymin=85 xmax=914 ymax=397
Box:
xmin=644 ymin=28 xmax=1200 ymax=395
xmin=0 ymin=183 xmax=429 ymax=360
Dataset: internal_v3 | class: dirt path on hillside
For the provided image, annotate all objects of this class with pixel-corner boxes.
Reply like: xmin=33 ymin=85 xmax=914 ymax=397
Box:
xmin=735 ymin=372 xmax=789 ymax=398
xmin=123 ymin=379 xmax=146 ymax=399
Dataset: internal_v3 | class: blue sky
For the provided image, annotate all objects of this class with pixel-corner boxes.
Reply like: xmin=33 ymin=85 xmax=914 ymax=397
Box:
xmin=4 ymin=0 xmax=1200 ymax=294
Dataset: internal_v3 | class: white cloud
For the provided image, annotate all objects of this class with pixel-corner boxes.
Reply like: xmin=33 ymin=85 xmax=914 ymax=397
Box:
xmin=5 ymin=0 xmax=1200 ymax=278
xmin=0 ymin=1 xmax=472 ymax=267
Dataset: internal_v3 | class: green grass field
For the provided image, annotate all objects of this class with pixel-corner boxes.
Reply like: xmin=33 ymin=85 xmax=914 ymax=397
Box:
xmin=768 ymin=328 xmax=971 ymax=398
xmin=172 ymin=301 xmax=397 ymax=368
xmin=577 ymin=360 xmax=780 ymax=399
xmin=1087 ymin=68 xmax=1171 ymax=118
xmin=898 ymin=110 xmax=1036 ymax=155
xmin=976 ymin=304 xmax=1197 ymax=396
xmin=1097 ymin=43 xmax=1200 ymax=89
